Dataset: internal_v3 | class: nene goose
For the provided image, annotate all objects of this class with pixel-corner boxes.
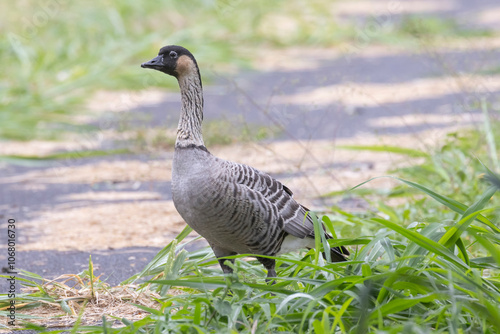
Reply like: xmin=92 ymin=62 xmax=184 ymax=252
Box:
xmin=141 ymin=45 xmax=348 ymax=278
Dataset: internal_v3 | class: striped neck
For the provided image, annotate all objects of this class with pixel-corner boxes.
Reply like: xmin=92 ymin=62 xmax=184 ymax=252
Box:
xmin=176 ymin=69 xmax=204 ymax=148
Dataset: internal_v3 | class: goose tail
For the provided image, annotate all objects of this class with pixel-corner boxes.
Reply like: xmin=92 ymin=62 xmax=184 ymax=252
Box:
xmin=330 ymin=245 xmax=349 ymax=262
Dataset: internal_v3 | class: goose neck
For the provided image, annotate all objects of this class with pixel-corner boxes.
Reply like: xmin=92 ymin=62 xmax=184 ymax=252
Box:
xmin=176 ymin=73 xmax=204 ymax=147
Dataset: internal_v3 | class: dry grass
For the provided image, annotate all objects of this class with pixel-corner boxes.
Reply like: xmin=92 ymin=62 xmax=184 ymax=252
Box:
xmin=1 ymin=273 xmax=162 ymax=329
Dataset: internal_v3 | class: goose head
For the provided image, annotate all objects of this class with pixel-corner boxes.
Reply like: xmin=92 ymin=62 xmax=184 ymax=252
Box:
xmin=141 ymin=45 xmax=200 ymax=79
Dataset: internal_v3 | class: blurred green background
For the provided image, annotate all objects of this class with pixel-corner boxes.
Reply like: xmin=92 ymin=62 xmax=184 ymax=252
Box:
xmin=1 ymin=0 xmax=493 ymax=141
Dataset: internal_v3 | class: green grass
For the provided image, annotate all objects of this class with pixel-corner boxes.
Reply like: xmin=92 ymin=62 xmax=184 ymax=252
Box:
xmin=1 ymin=1 xmax=495 ymax=141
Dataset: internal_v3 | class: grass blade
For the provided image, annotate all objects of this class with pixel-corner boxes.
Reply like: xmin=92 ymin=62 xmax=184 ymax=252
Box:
xmin=351 ymin=176 xmax=500 ymax=232
xmin=337 ymin=145 xmax=430 ymax=158
xmin=373 ymin=217 xmax=466 ymax=268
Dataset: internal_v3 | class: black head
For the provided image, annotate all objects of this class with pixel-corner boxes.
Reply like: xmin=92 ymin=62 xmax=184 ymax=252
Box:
xmin=141 ymin=45 xmax=199 ymax=78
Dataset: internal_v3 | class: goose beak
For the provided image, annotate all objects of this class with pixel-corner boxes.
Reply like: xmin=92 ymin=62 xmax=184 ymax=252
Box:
xmin=141 ymin=55 xmax=163 ymax=69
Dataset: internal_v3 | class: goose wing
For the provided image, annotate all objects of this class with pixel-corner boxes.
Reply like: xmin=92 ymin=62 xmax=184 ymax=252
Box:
xmin=223 ymin=161 xmax=320 ymax=239
xmin=221 ymin=160 xmax=349 ymax=259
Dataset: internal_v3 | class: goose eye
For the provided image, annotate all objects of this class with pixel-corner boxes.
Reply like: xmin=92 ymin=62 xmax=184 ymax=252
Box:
xmin=169 ymin=51 xmax=178 ymax=58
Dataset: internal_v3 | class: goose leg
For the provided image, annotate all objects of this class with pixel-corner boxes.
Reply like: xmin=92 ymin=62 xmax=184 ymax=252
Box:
xmin=257 ymin=257 xmax=277 ymax=282
xmin=211 ymin=245 xmax=237 ymax=274
xmin=218 ymin=258 xmax=235 ymax=274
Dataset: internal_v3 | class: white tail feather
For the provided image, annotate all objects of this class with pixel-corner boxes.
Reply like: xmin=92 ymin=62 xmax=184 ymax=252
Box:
xmin=277 ymin=234 xmax=316 ymax=255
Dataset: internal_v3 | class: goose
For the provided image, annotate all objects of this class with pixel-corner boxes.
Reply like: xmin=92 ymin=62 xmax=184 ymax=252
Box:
xmin=141 ymin=45 xmax=349 ymax=278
